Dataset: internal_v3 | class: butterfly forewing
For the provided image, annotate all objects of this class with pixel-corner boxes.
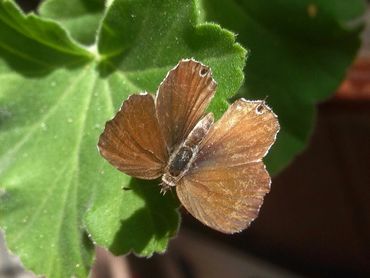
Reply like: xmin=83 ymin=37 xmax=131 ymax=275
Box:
xmin=156 ymin=59 xmax=217 ymax=151
xmin=98 ymin=93 xmax=168 ymax=179
xmin=196 ymin=100 xmax=280 ymax=168
xmin=176 ymin=100 xmax=279 ymax=233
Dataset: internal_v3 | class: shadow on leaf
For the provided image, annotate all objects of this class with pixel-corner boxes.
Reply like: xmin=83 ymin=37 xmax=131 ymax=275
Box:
xmin=0 ymin=43 xmax=91 ymax=78
xmin=0 ymin=0 xmax=93 ymax=77
xmin=109 ymin=178 xmax=180 ymax=256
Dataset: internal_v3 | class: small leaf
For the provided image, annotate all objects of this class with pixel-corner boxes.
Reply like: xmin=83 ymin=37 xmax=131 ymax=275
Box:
xmin=199 ymin=0 xmax=365 ymax=174
xmin=0 ymin=0 xmax=245 ymax=276
xmin=0 ymin=0 xmax=92 ymax=73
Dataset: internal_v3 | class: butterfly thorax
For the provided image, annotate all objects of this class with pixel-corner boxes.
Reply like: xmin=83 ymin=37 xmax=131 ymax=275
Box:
xmin=161 ymin=113 xmax=214 ymax=192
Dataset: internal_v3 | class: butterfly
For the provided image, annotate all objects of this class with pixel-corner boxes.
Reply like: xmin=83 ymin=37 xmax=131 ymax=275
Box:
xmin=98 ymin=59 xmax=280 ymax=233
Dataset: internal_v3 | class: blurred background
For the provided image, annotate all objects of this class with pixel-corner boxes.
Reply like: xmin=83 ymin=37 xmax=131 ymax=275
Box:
xmin=1 ymin=1 xmax=369 ymax=277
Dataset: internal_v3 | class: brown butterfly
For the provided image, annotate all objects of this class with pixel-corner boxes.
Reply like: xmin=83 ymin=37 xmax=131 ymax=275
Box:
xmin=98 ymin=59 xmax=280 ymax=233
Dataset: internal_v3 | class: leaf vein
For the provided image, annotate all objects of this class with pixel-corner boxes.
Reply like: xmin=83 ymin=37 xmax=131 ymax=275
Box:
xmin=0 ymin=67 xmax=91 ymax=174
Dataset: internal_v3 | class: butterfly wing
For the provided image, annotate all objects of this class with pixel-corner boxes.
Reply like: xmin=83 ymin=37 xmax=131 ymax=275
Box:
xmin=176 ymin=99 xmax=280 ymax=233
xmin=156 ymin=59 xmax=217 ymax=151
xmin=177 ymin=162 xmax=270 ymax=233
xmin=98 ymin=93 xmax=168 ymax=179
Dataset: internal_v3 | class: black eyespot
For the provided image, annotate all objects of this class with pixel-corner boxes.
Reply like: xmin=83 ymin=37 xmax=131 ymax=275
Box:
xmin=256 ymin=104 xmax=264 ymax=114
xmin=200 ymin=68 xmax=208 ymax=76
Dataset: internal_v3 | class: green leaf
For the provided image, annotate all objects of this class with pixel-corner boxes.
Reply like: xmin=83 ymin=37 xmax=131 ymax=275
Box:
xmin=39 ymin=0 xmax=106 ymax=45
xmin=199 ymin=0 xmax=365 ymax=174
xmin=85 ymin=179 xmax=179 ymax=257
xmin=0 ymin=0 xmax=245 ymax=277
xmin=96 ymin=0 xmax=245 ymax=117
xmin=0 ymin=0 xmax=93 ymax=73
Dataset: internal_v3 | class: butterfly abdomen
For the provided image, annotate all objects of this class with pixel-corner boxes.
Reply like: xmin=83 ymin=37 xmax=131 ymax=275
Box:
xmin=168 ymin=146 xmax=193 ymax=176
xmin=161 ymin=112 xmax=214 ymax=191
xmin=162 ymin=146 xmax=195 ymax=190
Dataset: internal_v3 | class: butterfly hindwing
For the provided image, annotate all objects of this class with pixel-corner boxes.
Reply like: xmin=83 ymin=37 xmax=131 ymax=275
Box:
xmin=156 ymin=59 xmax=217 ymax=151
xmin=176 ymin=100 xmax=280 ymax=233
xmin=98 ymin=93 xmax=168 ymax=179
xmin=177 ymin=162 xmax=270 ymax=233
